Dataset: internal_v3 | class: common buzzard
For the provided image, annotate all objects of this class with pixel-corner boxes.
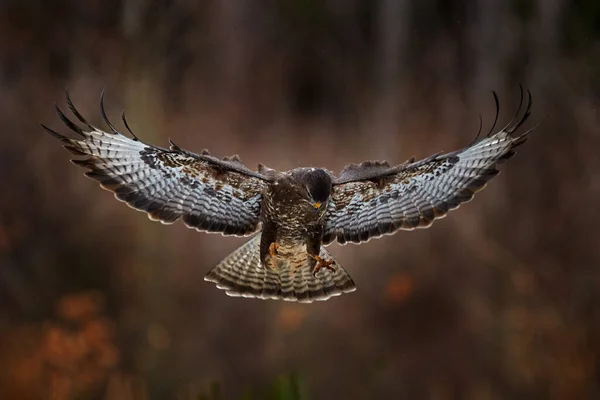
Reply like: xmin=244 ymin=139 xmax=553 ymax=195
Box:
xmin=43 ymin=88 xmax=535 ymax=303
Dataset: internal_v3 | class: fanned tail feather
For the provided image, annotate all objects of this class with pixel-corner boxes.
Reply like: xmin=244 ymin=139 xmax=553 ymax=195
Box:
xmin=204 ymin=235 xmax=356 ymax=303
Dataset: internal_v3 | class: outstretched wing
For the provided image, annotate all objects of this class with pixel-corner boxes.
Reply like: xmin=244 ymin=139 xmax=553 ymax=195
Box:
xmin=43 ymin=93 xmax=272 ymax=236
xmin=323 ymin=88 xmax=535 ymax=245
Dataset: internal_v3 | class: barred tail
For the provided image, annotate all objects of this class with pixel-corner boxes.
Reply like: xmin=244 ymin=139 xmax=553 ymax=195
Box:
xmin=204 ymin=235 xmax=356 ymax=303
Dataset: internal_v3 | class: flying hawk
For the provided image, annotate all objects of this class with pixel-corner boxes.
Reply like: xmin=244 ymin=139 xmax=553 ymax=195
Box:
xmin=43 ymin=88 xmax=534 ymax=303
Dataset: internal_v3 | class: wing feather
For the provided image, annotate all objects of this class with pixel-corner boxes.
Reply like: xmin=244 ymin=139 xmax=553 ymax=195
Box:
xmin=324 ymin=88 xmax=535 ymax=245
xmin=44 ymin=93 xmax=271 ymax=236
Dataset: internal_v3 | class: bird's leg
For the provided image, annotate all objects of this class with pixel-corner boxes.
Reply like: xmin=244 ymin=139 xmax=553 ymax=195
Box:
xmin=269 ymin=242 xmax=279 ymax=257
xmin=268 ymin=242 xmax=279 ymax=270
xmin=305 ymin=230 xmax=335 ymax=278
xmin=312 ymin=255 xmax=336 ymax=278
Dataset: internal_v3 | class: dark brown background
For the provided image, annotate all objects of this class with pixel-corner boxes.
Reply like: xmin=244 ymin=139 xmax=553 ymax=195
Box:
xmin=1 ymin=0 xmax=599 ymax=399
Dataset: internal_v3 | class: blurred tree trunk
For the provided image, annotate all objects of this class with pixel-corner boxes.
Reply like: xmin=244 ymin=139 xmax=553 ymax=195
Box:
xmin=214 ymin=0 xmax=258 ymax=128
xmin=372 ymin=0 xmax=410 ymax=158
xmin=527 ymin=0 xmax=565 ymax=91
xmin=120 ymin=0 xmax=170 ymax=379
xmin=470 ymin=0 xmax=509 ymax=98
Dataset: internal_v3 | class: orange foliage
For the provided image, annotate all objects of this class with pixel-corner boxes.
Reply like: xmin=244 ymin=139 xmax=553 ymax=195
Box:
xmin=0 ymin=291 xmax=119 ymax=399
xmin=385 ymin=273 xmax=414 ymax=304
xmin=277 ymin=306 xmax=308 ymax=333
xmin=56 ymin=291 xmax=105 ymax=322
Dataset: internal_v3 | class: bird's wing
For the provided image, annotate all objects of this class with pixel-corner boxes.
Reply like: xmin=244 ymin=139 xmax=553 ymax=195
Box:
xmin=43 ymin=93 xmax=272 ymax=236
xmin=323 ymin=88 xmax=535 ymax=245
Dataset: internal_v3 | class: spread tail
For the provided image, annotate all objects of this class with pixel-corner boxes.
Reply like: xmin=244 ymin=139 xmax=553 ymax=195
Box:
xmin=204 ymin=235 xmax=356 ymax=303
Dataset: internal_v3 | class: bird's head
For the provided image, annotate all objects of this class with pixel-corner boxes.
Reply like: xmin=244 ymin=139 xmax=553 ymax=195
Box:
xmin=293 ymin=168 xmax=333 ymax=213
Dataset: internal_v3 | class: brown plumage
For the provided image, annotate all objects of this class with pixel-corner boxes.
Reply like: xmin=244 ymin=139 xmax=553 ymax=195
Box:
xmin=43 ymin=88 xmax=535 ymax=303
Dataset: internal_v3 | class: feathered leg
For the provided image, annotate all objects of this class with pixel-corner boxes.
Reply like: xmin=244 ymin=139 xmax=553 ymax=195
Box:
xmin=306 ymin=227 xmax=336 ymax=277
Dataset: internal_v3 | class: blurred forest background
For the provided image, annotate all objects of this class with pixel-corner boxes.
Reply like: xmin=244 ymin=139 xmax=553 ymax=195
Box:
xmin=1 ymin=0 xmax=599 ymax=399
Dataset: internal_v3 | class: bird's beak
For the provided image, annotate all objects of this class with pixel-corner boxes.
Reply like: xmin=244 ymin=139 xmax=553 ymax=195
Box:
xmin=313 ymin=202 xmax=321 ymax=209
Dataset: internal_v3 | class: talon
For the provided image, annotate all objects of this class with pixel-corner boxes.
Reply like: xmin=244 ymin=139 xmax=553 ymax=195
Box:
xmin=268 ymin=242 xmax=280 ymax=270
xmin=269 ymin=242 xmax=279 ymax=257
xmin=312 ymin=255 xmax=335 ymax=278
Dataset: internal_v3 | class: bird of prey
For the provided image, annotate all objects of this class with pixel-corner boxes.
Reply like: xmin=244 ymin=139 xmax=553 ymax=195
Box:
xmin=43 ymin=88 xmax=534 ymax=303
